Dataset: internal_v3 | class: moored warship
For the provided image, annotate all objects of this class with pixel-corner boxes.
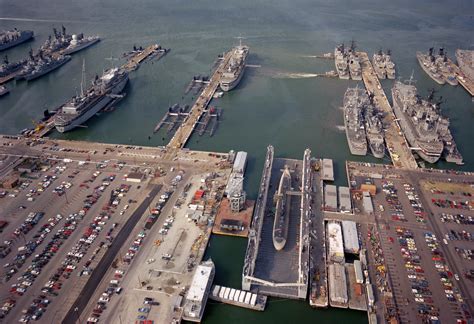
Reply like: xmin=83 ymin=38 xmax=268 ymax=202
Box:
xmin=62 ymin=34 xmax=101 ymax=55
xmin=347 ymin=42 xmax=362 ymax=81
xmin=416 ymin=48 xmax=445 ymax=85
xmin=0 ymin=55 xmax=27 ymax=78
xmin=383 ymin=49 xmax=396 ymax=79
xmin=343 ymin=86 xmax=368 ymax=156
xmin=0 ymin=29 xmax=34 ymax=51
xmin=391 ymin=79 xmax=446 ymax=163
xmin=334 ymin=44 xmax=350 ymax=80
xmin=364 ymin=93 xmax=386 ymax=158
xmin=54 ymin=65 xmax=129 ymax=133
xmin=372 ymin=49 xmax=387 ymax=79
xmin=219 ymin=40 xmax=249 ymax=91
xmin=272 ymin=165 xmax=291 ymax=251
xmin=15 ymin=49 xmax=71 ymax=81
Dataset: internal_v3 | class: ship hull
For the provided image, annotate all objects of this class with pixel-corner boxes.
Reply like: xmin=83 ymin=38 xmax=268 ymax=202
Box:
xmin=416 ymin=52 xmax=445 ymax=85
xmin=62 ymin=38 xmax=100 ymax=55
xmin=220 ymin=66 xmax=245 ymax=92
xmin=369 ymin=143 xmax=385 ymax=159
xmin=0 ymin=31 xmax=34 ymax=51
xmin=272 ymin=168 xmax=291 ymax=251
xmin=24 ymin=56 xmax=71 ymax=81
xmin=343 ymin=116 xmax=367 ymax=156
xmin=55 ymin=76 xmax=128 ymax=133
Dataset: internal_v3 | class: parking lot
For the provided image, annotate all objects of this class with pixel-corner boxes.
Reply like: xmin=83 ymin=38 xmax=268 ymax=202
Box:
xmin=0 ymin=158 xmax=152 ymax=322
xmin=347 ymin=162 xmax=474 ymax=324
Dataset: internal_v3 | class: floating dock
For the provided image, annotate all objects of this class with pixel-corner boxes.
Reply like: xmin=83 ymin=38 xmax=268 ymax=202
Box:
xmin=209 ymin=285 xmax=267 ymax=311
xmin=121 ymin=44 xmax=169 ymax=72
xmin=358 ymin=51 xmax=418 ymax=170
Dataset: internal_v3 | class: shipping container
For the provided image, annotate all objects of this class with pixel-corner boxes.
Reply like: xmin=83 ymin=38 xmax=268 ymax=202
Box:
xmin=244 ymin=292 xmax=252 ymax=304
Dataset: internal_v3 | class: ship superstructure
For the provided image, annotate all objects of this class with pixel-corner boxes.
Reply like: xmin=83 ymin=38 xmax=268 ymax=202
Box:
xmin=0 ymin=29 xmax=34 ymax=51
xmin=364 ymin=94 xmax=386 ymax=158
xmin=334 ymin=44 xmax=350 ymax=80
xmin=54 ymin=65 xmax=129 ymax=132
xmin=62 ymin=33 xmax=101 ymax=55
xmin=15 ymin=49 xmax=71 ymax=81
xmin=343 ymin=86 xmax=368 ymax=156
xmin=391 ymin=79 xmax=452 ymax=164
xmin=383 ymin=50 xmax=396 ymax=79
xmin=372 ymin=49 xmax=396 ymax=80
xmin=219 ymin=40 xmax=249 ymax=92
xmin=272 ymin=165 xmax=291 ymax=251
xmin=416 ymin=48 xmax=457 ymax=85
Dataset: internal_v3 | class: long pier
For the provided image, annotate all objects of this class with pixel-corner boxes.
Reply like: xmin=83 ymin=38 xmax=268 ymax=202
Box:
xmin=166 ymin=50 xmax=233 ymax=150
xmin=445 ymin=58 xmax=474 ymax=97
xmin=121 ymin=44 xmax=168 ymax=72
xmin=358 ymin=51 xmax=418 ymax=170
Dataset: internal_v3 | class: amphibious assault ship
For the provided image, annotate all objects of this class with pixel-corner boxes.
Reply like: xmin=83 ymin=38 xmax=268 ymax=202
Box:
xmin=364 ymin=94 xmax=386 ymax=158
xmin=343 ymin=86 xmax=368 ymax=156
xmin=273 ymin=165 xmax=291 ymax=251
xmin=15 ymin=50 xmax=71 ymax=81
xmin=0 ymin=29 xmax=34 ymax=51
xmin=54 ymin=65 xmax=128 ymax=132
xmin=219 ymin=40 xmax=249 ymax=92
xmin=391 ymin=79 xmax=446 ymax=163
xmin=62 ymin=34 xmax=100 ymax=55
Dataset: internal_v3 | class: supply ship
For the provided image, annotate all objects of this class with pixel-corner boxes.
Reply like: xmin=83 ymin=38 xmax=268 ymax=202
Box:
xmin=343 ymin=86 xmax=368 ymax=156
xmin=272 ymin=165 xmax=291 ymax=251
xmin=391 ymin=79 xmax=445 ymax=163
xmin=54 ymin=66 xmax=129 ymax=132
xmin=0 ymin=29 xmax=34 ymax=51
xmin=219 ymin=40 xmax=249 ymax=91
xmin=62 ymin=34 xmax=100 ymax=55
xmin=15 ymin=50 xmax=71 ymax=81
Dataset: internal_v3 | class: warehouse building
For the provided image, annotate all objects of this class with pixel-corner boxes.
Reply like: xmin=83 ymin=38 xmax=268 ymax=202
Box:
xmin=321 ymin=158 xmax=334 ymax=181
xmin=338 ymin=186 xmax=352 ymax=213
xmin=324 ymin=185 xmax=338 ymax=212
xmin=341 ymin=221 xmax=359 ymax=254
xmin=327 ymin=221 xmax=344 ymax=263
xmin=329 ymin=263 xmax=348 ymax=306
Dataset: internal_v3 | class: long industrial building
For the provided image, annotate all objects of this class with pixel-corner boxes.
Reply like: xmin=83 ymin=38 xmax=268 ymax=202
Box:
xmin=324 ymin=185 xmax=338 ymax=211
xmin=327 ymin=221 xmax=344 ymax=263
xmin=328 ymin=263 xmax=348 ymax=307
xmin=341 ymin=221 xmax=359 ymax=254
xmin=338 ymin=186 xmax=352 ymax=213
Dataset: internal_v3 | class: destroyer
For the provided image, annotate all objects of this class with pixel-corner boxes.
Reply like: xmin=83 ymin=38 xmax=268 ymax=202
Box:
xmin=61 ymin=34 xmax=100 ymax=55
xmin=219 ymin=40 xmax=249 ymax=91
xmin=54 ymin=65 xmax=128 ymax=132
xmin=347 ymin=42 xmax=362 ymax=81
xmin=334 ymin=44 xmax=350 ymax=80
xmin=0 ymin=55 xmax=27 ymax=78
xmin=15 ymin=50 xmax=71 ymax=81
xmin=273 ymin=165 xmax=291 ymax=251
xmin=391 ymin=79 xmax=445 ymax=163
xmin=0 ymin=29 xmax=33 ymax=51
xmin=372 ymin=49 xmax=387 ymax=79
xmin=343 ymin=86 xmax=368 ymax=156
xmin=364 ymin=94 xmax=386 ymax=158
xmin=416 ymin=48 xmax=445 ymax=85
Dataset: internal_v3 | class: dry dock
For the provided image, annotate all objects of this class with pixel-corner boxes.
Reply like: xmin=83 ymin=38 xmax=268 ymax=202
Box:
xmin=358 ymin=51 xmax=418 ymax=170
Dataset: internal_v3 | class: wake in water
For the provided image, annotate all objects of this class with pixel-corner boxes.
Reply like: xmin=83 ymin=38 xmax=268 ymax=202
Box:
xmin=273 ymin=72 xmax=320 ymax=79
xmin=0 ymin=17 xmax=85 ymax=23
xmin=335 ymin=125 xmax=345 ymax=132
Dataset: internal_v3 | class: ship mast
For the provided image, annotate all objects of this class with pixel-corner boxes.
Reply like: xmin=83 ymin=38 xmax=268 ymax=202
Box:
xmin=81 ymin=59 xmax=86 ymax=97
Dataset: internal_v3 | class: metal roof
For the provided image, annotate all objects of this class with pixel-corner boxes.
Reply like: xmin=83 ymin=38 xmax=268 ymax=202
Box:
xmin=342 ymin=221 xmax=359 ymax=254
xmin=233 ymin=151 xmax=247 ymax=174
xmin=186 ymin=261 xmax=214 ymax=302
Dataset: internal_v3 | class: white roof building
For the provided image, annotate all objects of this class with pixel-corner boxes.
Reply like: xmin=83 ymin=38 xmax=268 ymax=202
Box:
xmin=341 ymin=221 xmax=359 ymax=254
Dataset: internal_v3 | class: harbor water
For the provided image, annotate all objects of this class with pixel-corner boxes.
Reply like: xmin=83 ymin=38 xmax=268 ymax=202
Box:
xmin=1 ymin=0 xmax=473 ymax=322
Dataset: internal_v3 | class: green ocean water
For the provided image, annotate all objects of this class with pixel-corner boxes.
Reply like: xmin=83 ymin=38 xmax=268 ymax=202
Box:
xmin=1 ymin=0 xmax=473 ymax=322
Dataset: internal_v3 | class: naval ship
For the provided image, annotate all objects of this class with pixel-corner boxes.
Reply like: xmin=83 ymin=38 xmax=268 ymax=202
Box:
xmin=334 ymin=44 xmax=350 ymax=80
xmin=391 ymin=79 xmax=444 ymax=163
xmin=0 ymin=29 xmax=34 ymax=51
xmin=364 ymin=94 xmax=386 ymax=158
xmin=15 ymin=50 xmax=71 ymax=81
xmin=54 ymin=66 xmax=129 ymax=132
xmin=384 ymin=50 xmax=396 ymax=79
xmin=416 ymin=48 xmax=446 ymax=85
xmin=373 ymin=49 xmax=387 ymax=79
xmin=347 ymin=42 xmax=362 ymax=81
xmin=434 ymin=48 xmax=458 ymax=86
xmin=273 ymin=165 xmax=291 ymax=251
xmin=0 ymin=55 xmax=27 ymax=78
xmin=62 ymin=34 xmax=100 ymax=55
xmin=343 ymin=86 xmax=368 ymax=156
xmin=219 ymin=40 xmax=249 ymax=92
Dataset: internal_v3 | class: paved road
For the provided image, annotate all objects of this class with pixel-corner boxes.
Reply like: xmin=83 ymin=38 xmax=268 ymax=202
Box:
xmin=62 ymin=184 xmax=162 ymax=324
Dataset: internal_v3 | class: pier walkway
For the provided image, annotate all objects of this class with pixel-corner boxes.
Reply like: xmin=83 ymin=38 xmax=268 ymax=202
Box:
xmin=166 ymin=51 xmax=233 ymax=151
xmin=121 ymin=44 xmax=165 ymax=72
xmin=446 ymin=58 xmax=474 ymax=97
xmin=358 ymin=52 xmax=418 ymax=170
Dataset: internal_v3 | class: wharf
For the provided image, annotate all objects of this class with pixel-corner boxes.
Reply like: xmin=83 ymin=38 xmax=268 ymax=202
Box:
xmin=446 ymin=59 xmax=474 ymax=97
xmin=210 ymin=285 xmax=267 ymax=311
xmin=212 ymin=199 xmax=254 ymax=238
xmin=0 ymin=72 xmax=19 ymax=85
xmin=167 ymin=50 xmax=233 ymax=150
xmin=358 ymin=51 xmax=418 ymax=170
xmin=121 ymin=44 xmax=168 ymax=72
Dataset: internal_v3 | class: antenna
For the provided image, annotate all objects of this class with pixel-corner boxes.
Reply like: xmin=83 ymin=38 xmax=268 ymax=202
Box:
xmin=81 ymin=59 xmax=86 ymax=97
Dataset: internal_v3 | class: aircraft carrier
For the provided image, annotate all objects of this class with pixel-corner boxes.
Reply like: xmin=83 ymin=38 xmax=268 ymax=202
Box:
xmin=272 ymin=165 xmax=292 ymax=251
xmin=391 ymin=79 xmax=445 ymax=164
xmin=0 ymin=29 xmax=34 ymax=51
xmin=343 ymin=86 xmax=368 ymax=156
xmin=219 ymin=39 xmax=249 ymax=92
xmin=54 ymin=66 xmax=129 ymax=132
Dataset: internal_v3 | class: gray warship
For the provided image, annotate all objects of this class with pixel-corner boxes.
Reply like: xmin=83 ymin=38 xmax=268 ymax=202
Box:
xmin=61 ymin=33 xmax=101 ymax=55
xmin=40 ymin=26 xmax=72 ymax=54
xmin=0 ymin=29 xmax=34 ymax=51
xmin=391 ymin=79 xmax=447 ymax=164
xmin=372 ymin=49 xmax=387 ymax=79
xmin=54 ymin=66 xmax=129 ymax=133
xmin=435 ymin=48 xmax=458 ymax=86
xmin=347 ymin=42 xmax=362 ymax=81
xmin=272 ymin=165 xmax=291 ymax=251
xmin=383 ymin=49 xmax=396 ymax=79
xmin=343 ymin=86 xmax=368 ymax=156
xmin=15 ymin=49 xmax=71 ymax=81
xmin=0 ymin=55 xmax=27 ymax=78
xmin=334 ymin=44 xmax=350 ymax=80
xmin=219 ymin=40 xmax=249 ymax=92
xmin=364 ymin=93 xmax=386 ymax=158
xmin=416 ymin=48 xmax=446 ymax=85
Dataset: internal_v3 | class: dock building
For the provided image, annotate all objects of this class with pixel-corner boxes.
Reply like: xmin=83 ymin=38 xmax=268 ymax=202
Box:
xmin=321 ymin=158 xmax=334 ymax=181
xmin=182 ymin=260 xmax=215 ymax=322
xmin=338 ymin=186 xmax=352 ymax=213
xmin=341 ymin=221 xmax=359 ymax=254
xmin=327 ymin=221 xmax=344 ymax=263
xmin=328 ymin=263 xmax=348 ymax=307
xmin=324 ymin=185 xmax=338 ymax=212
